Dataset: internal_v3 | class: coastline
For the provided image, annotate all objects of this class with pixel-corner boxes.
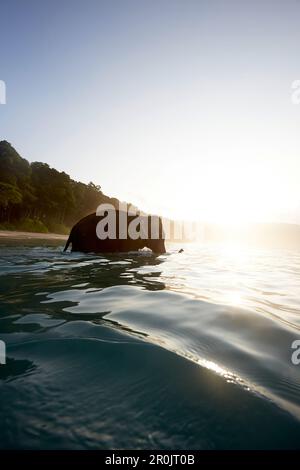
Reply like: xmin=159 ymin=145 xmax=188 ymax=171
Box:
xmin=0 ymin=230 xmax=68 ymax=240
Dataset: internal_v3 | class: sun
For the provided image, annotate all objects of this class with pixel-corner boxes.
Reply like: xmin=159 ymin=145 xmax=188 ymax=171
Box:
xmin=162 ymin=155 xmax=292 ymax=227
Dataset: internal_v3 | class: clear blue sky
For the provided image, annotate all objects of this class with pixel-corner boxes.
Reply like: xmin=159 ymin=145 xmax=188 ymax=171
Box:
xmin=1 ymin=0 xmax=300 ymax=223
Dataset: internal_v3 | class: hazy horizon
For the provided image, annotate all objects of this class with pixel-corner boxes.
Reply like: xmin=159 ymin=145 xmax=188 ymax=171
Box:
xmin=1 ymin=0 xmax=300 ymax=224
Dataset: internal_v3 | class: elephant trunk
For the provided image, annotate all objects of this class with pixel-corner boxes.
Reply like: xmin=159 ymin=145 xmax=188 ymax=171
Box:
xmin=148 ymin=238 xmax=166 ymax=254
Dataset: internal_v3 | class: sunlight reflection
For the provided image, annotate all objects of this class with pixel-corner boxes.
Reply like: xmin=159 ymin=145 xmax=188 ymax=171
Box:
xmin=218 ymin=240 xmax=251 ymax=263
xmin=225 ymin=291 xmax=244 ymax=307
xmin=196 ymin=357 xmax=246 ymax=387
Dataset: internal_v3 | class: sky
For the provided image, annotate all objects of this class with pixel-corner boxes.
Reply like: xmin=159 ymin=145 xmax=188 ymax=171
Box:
xmin=1 ymin=0 xmax=300 ymax=224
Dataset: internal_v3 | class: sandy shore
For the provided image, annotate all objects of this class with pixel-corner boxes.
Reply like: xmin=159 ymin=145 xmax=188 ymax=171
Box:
xmin=0 ymin=230 xmax=68 ymax=240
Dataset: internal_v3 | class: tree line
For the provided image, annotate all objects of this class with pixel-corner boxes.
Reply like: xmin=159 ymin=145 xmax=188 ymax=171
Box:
xmin=0 ymin=140 xmax=121 ymax=234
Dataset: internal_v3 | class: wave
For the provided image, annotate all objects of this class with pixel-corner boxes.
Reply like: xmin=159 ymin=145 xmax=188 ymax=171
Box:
xmin=1 ymin=240 xmax=300 ymax=448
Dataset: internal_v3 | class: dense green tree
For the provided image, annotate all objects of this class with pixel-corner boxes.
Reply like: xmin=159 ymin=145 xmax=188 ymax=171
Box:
xmin=0 ymin=140 xmax=123 ymax=233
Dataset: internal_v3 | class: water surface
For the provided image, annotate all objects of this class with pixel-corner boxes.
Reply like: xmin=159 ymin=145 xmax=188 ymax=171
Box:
xmin=0 ymin=239 xmax=300 ymax=449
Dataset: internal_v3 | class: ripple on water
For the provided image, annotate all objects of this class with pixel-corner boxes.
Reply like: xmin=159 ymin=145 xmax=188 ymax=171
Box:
xmin=1 ymin=241 xmax=300 ymax=448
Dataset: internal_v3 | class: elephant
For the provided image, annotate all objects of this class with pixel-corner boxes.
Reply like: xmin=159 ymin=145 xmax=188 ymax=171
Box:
xmin=63 ymin=209 xmax=166 ymax=254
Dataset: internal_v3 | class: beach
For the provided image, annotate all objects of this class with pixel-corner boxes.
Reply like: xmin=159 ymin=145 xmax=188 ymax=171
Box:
xmin=0 ymin=230 xmax=68 ymax=241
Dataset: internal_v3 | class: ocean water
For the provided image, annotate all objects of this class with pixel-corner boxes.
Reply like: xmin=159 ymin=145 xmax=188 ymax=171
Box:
xmin=0 ymin=239 xmax=300 ymax=449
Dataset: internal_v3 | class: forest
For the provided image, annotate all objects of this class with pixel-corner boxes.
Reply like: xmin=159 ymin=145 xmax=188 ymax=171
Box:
xmin=0 ymin=140 xmax=122 ymax=234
